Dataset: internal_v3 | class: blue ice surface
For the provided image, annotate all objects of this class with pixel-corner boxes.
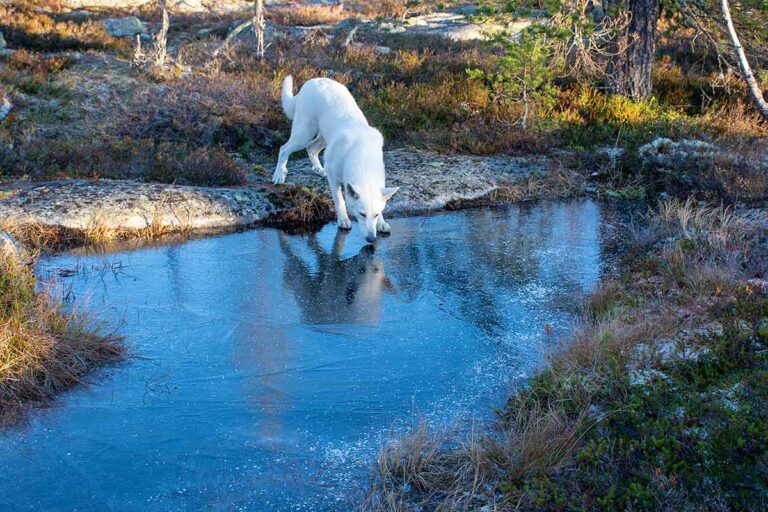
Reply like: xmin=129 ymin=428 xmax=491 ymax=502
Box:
xmin=0 ymin=199 xmax=627 ymax=511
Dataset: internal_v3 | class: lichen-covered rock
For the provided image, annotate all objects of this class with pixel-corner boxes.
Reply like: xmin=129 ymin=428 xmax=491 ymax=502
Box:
xmin=638 ymin=137 xmax=716 ymax=170
xmin=102 ymin=17 xmax=147 ymax=38
xmin=254 ymin=149 xmax=549 ymax=215
xmin=0 ymin=180 xmax=278 ymax=233
xmin=379 ymin=13 xmax=532 ymax=41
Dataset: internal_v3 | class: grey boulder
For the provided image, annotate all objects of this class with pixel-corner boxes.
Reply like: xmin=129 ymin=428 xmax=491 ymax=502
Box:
xmin=102 ymin=17 xmax=147 ymax=38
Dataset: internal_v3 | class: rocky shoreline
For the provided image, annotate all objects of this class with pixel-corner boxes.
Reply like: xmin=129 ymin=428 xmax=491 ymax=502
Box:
xmin=0 ymin=150 xmax=551 ymax=245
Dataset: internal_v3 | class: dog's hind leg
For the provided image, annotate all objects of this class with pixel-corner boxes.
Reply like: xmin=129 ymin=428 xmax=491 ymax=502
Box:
xmin=306 ymin=135 xmax=326 ymax=176
xmin=328 ymin=177 xmax=352 ymax=230
xmin=273 ymin=118 xmax=317 ymax=185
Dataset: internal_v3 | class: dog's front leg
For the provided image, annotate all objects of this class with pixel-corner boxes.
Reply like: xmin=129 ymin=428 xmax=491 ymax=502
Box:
xmin=376 ymin=215 xmax=391 ymax=234
xmin=273 ymin=121 xmax=317 ymax=184
xmin=329 ymin=178 xmax=352 ymax=229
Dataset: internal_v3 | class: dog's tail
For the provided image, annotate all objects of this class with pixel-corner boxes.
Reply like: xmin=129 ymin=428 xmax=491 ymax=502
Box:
xmin=281 ymin=75 xmax=296 ymax=120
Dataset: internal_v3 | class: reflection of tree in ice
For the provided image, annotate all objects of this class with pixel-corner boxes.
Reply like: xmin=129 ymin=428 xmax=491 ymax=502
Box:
xmin=384 ymin=201 xmax=603 ymax=338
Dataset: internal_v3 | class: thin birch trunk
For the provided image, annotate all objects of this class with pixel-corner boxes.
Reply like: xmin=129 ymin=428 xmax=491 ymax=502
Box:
xmin=253 ymin=0 xmax=265 ymax=60
xmin=154 ymin=0 xmax=169 ymax=69
xmin=721 ymin=0 xmax=768 ymax=121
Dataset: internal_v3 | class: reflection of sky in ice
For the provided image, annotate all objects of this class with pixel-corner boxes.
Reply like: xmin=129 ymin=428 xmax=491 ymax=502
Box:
xmin=0 ymin=199 xmax=622 ymax=511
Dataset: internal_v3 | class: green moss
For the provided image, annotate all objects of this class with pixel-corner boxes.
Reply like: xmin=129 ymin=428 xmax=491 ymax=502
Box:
xmin=508 ymin=289 xmax=768 ymax=511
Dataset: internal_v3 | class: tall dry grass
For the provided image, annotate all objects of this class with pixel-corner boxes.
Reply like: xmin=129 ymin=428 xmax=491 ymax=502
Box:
xmin=0 ymin=233 xmax=123 ymax=422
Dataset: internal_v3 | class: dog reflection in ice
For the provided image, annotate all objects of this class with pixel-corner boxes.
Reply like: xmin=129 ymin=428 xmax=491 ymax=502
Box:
xmin=278 ymin=230 xmax=394 ymax=325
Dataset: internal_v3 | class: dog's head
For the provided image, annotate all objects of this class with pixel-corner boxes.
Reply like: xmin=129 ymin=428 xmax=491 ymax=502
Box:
xmin=345 ymin=183 xmax=399 ymax=243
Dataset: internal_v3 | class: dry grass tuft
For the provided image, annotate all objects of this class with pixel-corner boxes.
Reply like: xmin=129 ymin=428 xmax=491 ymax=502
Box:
xmin=0 ymin=4 xmax=128 ymax=52
xmin=491 ymin=398 xmax=590 ymax=480
xmin=82 ymin=217 xmax=193 ymax=246
xmin=268 ymin=4 xmax=352 ymax=26
xmin=0 ymin=217 xmax=79 ymax=252
xmin=346 ymin=0 xmax=408 ymax=19
xmin=0 ymin=239 xmax=123 ymax=422
xmin=0 ymin=213 xmax=194 ymax=253
xmin=364 ymin=422 xmax=483 ymax=511
xmin=265 ymin=184 xmax=334 ymax=228
xmin=655 ymin=197 xmax=742 ymax=241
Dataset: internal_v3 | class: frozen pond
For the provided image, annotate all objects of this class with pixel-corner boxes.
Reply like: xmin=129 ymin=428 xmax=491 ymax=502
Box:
xmin=0 ymin=199 xmax=628 ymax=511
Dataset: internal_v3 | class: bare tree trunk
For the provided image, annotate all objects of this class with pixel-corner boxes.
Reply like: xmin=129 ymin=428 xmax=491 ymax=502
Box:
xmin=253 ymin=0 xmax=265 ymax=59
xmin=607 ymin=0 xmax=659 ymax=100
xmin=154 ymin=0 xmax=169 ymax=68
xmin=721 ymin=0 xmax=768 ymax=121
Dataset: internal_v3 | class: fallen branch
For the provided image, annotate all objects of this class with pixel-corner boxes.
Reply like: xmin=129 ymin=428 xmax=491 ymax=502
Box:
xmin=343 ymin=23 xmax=360 ymax=46
xmin=212 ymin=19 xmax=255 ymax=57
xmin=214 ymin=0 xmax=267 ymax=59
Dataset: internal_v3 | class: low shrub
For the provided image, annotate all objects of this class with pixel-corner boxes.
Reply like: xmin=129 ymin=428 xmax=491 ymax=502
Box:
xmin=147 ymin=144 xmax=249 ymax=186
xmin=268 ymin=4 xmax=352 ymax=26
xmin=0 ymin=138 xmax=248 ymax=187
xmin=0 ymin=5 xmax=128 ymax=52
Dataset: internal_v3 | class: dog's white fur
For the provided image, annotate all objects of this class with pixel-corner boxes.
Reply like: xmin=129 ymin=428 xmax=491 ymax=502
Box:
xmin=273 ymin=76 xmax=398 ymax=242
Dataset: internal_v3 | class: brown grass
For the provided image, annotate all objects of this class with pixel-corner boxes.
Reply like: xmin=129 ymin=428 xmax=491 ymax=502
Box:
xmin=0 ymin=212 xmax=195 ymax=252
xmin=0 ymin=236 xmax=123 ymax=423
xmin=264 ymin=184 xmax=334 ymax=229
xmin=0 ymin=218 xmax=79 ymax=251
xmin=0 ymin=4 xmax=128 ymax=52
xmin=346 ymin=0 xmax=411 ymax=19
xmin=82 ymin=216 xmax=194 ymax=246
xmin=1 ymin=137 xmax=249 ymax=186
xmin=365 ymin=423 xmax=481 ymax=511
xmin=268 ymin=4 xmax=352 ymax=26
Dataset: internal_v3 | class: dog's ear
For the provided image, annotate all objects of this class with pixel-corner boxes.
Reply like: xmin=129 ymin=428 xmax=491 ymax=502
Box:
xmin=346 ymin=183 xmax=360 ymax=200
xmin=381 ymin=187 xmax=399 ymax=202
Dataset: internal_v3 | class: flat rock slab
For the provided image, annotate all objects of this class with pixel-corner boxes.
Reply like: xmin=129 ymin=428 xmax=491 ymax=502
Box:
xmin=380 ymin=14 xmax=533 ymax=41
xmin=0 ymin=180 xmax=279 ymax=233
xmin=259 ymin=150 xmax=549 ymax=214
xmin=0 ymin=150 xmax=548 ymax=238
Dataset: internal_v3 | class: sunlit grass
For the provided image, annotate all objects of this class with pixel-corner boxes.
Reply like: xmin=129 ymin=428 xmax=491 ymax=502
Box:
xmin=0 ymin=227 xmax=123 ymax=422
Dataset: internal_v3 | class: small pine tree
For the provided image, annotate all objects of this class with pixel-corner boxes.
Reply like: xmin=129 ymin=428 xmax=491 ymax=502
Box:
xmin=468 ymin=26 xmax=562 ymax=128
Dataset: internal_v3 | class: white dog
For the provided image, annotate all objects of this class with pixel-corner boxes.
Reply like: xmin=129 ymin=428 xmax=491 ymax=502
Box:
xmin=273 ymin=76 xmax=399 ymax=243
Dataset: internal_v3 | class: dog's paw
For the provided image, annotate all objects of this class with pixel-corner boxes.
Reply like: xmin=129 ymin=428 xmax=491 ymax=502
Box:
xmin=272 ymin=170 xmax=286 ymax=185
xmin=312 ymin=165 xmax=326 ymax=177
xmin=378 ymin=220 xmax=391 ymax=234
xmin=337 ymin=217 xmax=352 ymax=230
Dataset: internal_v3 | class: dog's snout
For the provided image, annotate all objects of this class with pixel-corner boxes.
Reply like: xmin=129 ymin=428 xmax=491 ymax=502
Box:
xmin=365 ymin=234 xmax=376 ymax=244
